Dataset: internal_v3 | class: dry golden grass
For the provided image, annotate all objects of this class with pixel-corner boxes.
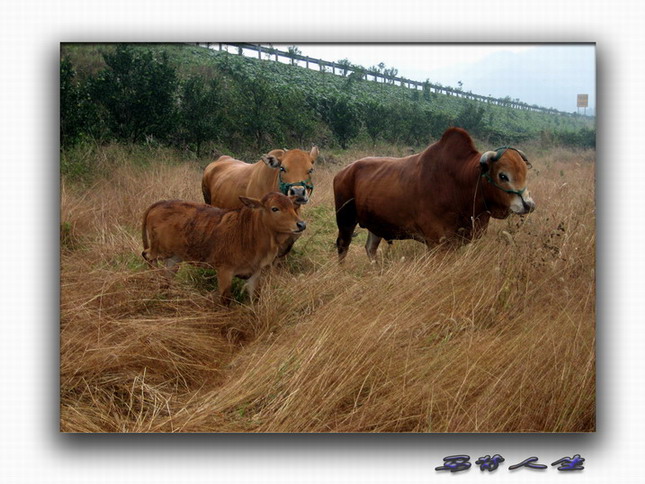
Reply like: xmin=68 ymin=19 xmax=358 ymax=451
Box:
xmin=60 ymin=144 xmax=595 ymax=432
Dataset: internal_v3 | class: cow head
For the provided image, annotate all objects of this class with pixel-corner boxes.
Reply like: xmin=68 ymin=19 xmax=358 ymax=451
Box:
xmin=480 ymin=147 xmax=536 ymax=218
xmin=262 ymin=147 xmax=319 ymax=205
xmin=239 ymin=193 xmax=306 ymax=235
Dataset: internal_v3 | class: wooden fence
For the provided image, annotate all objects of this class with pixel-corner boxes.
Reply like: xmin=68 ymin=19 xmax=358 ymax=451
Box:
xmin=196 ymin=43 xmax=576 ymax=116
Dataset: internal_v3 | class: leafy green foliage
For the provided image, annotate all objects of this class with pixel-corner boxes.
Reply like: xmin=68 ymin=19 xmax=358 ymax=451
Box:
xmin=178 ymin=75 xmax=225 ymax=156
xmin=90 ymin=45 xmax=178 ymax=143
xmin=60 ymin=43 xmax=596 ymax=163
xmin=320 ymin=94 xmax=361 ymax=149
xmin=455 ymin=102 xmax=487 ymax=138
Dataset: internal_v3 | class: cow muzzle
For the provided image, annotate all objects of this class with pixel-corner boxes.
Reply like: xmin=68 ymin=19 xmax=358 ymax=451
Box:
xmin=293 ymin=220 xmax=307 ymax=233
xmin=288 ymin=186 xmax=309 ymax=205
xmin=510 ymin=191 xmax=536 ymax=215
xmin=522 ymin=198 xmax=536 ymax=214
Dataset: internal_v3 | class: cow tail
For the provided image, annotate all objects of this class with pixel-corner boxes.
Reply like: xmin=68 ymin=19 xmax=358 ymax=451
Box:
xmin=141 ymin=205 xmax=152 ymax=262
xmin=202 ymin=178 xmax=211 ymax=205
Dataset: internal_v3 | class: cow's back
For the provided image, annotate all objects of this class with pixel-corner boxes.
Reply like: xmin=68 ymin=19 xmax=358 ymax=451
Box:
xmin=202 ymin=156 xmax=255 ymax=209
xmin=144 ymin=200 xmax=227 ymax=262
xmin=335 ymin=155 xmax=422 ymax=239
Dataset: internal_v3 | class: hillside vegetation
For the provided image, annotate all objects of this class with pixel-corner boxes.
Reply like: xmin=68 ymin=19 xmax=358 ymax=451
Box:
xmin=60 ymin=143 xmax=595 ymax=432
xmin=61 ymin=43 xmax=595 ymax=172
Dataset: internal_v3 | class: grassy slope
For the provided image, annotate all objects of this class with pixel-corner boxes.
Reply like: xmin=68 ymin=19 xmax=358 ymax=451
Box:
xmin=61 ymin=43 xmax=594 ymax=145
xmin=60 ymin=143 xmax=595 ymax=432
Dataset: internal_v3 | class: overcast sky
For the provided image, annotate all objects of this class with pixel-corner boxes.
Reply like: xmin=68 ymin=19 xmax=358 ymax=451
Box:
xmin=233 ymin=43 xmax=595 ymax=113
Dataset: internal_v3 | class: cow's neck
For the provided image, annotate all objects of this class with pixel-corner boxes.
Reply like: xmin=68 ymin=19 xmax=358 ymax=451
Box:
xmin=468 ymin=159 xmax=492 ymax=216
xmin=251 ymin=162 xmax=280 ymax=196
xmin=237 ymin=208 xmax=282 ymax=262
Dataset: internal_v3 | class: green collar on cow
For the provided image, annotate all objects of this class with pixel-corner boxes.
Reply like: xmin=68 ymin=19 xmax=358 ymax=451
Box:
xmin=278 ymin=170 xmax=314 ymax=196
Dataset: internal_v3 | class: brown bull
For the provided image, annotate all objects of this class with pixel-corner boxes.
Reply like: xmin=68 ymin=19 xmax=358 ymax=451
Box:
xmin=142 ymin=193 xmax=306 ymax=305
xmin=333 ymin=127 xmax=535 ymax=261
xmin=202 ymin=147 xmax=318 ymax=256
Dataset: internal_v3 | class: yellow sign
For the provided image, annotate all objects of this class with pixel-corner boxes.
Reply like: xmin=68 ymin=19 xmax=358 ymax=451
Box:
xmin=577 ymin=94 xmax=588 ymax=108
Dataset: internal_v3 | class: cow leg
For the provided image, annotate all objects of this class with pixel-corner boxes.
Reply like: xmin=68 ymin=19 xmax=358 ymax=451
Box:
xmin=277 ymin=234 xmax=298 ymax=259
xmin=216 ymin=267 xmax=234 ymax=306
xmin=161 ymin=256 xmax=181 ymax=288
xmin=142 ymin=249 xmax=156 ymax=269
xmin=335 ymin=198 xmax=357 ymax=262
xmin=365 ymin=231 xmax=383 ymax=261
xmin=245 ymin=270 xmax=262 ymax=302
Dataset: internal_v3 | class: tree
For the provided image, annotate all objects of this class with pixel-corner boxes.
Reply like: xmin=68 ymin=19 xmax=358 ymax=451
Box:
xmin=455 ymin=102 xmax=487 ymax=137
xmin=178 ymin=75 xmax=225 ymax=156
xmin=60 ymin=57 xmax=108 ymax=146
xmin=91 ymin=45 xmax=179 ymax=143
xmin=422 ymin=79 xmax=432 ymax=101
xmin=348 ymin=64 xmax=366 ymax=82
xmin=337 ymin=58 xmax=352 ymax=77
xmin=287 ymin=46 xmax=302 ymax=65
xmin=321 ymin=95 xmax=361 ymax=149
xmin=233 ymin=73 xmax=283 ymax=149
xmin=60 ymin=57 xmax=84 ymax=147
xmin=363 ymin=99 xmax=389 ymax=145
xmin=275 ymin=86 xmax=318 ymax=145
xmin=383 ymin=67 xmax=398 ymax=83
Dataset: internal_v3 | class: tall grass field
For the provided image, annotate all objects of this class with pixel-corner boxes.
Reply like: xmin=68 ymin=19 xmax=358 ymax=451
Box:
xmin=60 ymin=142 xmax=595 ymax=432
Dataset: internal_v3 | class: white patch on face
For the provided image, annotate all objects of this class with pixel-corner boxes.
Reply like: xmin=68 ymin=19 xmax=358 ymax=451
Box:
xmin=509 ymin=188 xmax=534 ymax=214
xmin=509 ymin=194 xmax=526 ymax=214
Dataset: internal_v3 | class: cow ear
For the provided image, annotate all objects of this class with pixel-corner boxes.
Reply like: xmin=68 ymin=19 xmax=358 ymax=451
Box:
xmin=262 ymin=149 xmax=285 ymax=169
xmin=310 ymin=146 xmax=319 ymax=162
xmin=479 ymin=151 xmax=497 ymax=174
xmin=239 ymin=196 xmax=263 ymax=209
xmin=515 ymin=149 xmax=532 ymax=168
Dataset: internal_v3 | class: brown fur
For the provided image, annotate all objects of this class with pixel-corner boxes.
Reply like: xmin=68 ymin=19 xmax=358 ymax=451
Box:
xmin=202 ymin=147 xmax=319 ymax=209
xmin=142 ymin=193 xmax=305 ymax=305
xmin=202 ymin=147 xmax=318 ymax=257
xmin=333 ymin=127 xmax=535 ymax=261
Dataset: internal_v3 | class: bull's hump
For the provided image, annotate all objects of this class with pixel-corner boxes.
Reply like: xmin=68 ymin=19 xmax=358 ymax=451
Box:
xmin=435 ymin=127 xmax=478 ymax=159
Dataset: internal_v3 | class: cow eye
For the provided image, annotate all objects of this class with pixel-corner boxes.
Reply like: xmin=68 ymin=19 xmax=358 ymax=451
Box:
xmin=308 ymin=168 xmax=314 ymax=174
xmin=271 ymin=207 xmax=280 ymax=212
xmin=499 ymin=173 xmax=509 ymax=182
xmin=279 ymin=166 xmax=286 ymax=172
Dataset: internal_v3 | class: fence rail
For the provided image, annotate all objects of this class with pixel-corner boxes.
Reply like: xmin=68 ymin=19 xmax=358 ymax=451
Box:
xmin=195 ymin=43 xmax=578 ymax=117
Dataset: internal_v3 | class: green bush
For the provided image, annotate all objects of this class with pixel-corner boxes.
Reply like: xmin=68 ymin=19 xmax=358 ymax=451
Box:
xmin=90 ymin=45 xmax=179 ymax=143
xmin=60 ymin=44 xmax=596 ymax=156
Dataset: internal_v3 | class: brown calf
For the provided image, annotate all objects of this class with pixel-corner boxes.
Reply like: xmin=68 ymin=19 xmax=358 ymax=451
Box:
xmin=142 ymin=193 xmax=306 ymax=305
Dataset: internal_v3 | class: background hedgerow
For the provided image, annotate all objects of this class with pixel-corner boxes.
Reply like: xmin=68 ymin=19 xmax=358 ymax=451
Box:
xmin=60 ymin=43 xmax=596 ymax=160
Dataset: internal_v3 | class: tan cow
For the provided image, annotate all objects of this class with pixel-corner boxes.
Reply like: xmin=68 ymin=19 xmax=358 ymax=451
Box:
xmin=142 ymin=193 xmax=306 ymax=305
xmin=202 ymin=147 xmax=318 ymax=256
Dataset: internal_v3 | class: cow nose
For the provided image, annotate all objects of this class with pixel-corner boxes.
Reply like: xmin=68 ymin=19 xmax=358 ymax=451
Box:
xmin=289 ymin=186 xmax=306 ymax=197
xmin=523 ymin=199 xmax=536 ymax=213
xmin=296 ymin=221 xmax=307 ymax=232
xmin=289 ymin=186 xmax=308 ymax=205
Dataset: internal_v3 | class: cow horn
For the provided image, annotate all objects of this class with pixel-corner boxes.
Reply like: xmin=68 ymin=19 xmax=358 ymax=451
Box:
xmin=479 ymin=151 xmax=498 ymax=173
